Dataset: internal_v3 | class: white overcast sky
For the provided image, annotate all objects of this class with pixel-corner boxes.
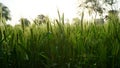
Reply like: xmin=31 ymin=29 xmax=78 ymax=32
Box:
xmin=1 ymin=0 xmax=120 ymax=25
xmin=1 ymin=0 xmax=78 ymax=25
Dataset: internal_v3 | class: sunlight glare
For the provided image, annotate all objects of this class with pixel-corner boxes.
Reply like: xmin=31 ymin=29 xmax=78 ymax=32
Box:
xmin=1 ymin=0 xmax=78 ymax=25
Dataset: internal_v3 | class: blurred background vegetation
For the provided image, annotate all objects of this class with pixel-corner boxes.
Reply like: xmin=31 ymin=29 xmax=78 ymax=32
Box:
xmin=0 ymin=0 xmax=120 ymax=68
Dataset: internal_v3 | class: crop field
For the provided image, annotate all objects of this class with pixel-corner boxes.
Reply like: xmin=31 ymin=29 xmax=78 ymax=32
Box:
xmin=0 ymin=14 xmax=120 ymax=68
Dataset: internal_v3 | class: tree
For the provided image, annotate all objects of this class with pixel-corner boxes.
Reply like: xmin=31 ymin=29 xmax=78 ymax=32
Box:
xmin=33 ymin=14 xmax=49 ymax=26
xmin=73 ymin=17 xmax=81 ymax=25
xmin=78 ymin=0 xmax=119 ymax=24
xmin=78 ymin=0 xmax=119 ymax=16
xmin=78 ymin=0 xmax=105 ymax=19
xmin=19 ymin=18 xmax=30 ymax=30
xmin=0 ymin=3 xmax=11 ymax=23
xmin=104 ymin=0 xmax=119 ymax=16
xmin=104 ymin=0 xmax=117 ymax=10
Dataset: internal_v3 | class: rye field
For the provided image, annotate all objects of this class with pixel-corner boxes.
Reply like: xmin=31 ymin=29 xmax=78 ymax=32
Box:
xmin=0 ymin=15 xmax=120 ymax=68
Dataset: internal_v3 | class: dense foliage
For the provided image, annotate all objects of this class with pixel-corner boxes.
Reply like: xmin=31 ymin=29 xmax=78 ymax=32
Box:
xmin=0 ymin=14 xmax=120 ymax=68
xmin=0 ymin=3 xmax=11 ymax=22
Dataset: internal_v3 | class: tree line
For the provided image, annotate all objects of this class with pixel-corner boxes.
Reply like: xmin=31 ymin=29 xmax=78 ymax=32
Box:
xmin=0 ymin=0 xmax=120 ymax=26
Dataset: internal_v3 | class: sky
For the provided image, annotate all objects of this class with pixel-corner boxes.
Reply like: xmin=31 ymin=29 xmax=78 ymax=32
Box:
xmin=1 ymin=0 xmax=79 ymax=25
xmin=1 ymin=0 xmax=120 ymax=25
